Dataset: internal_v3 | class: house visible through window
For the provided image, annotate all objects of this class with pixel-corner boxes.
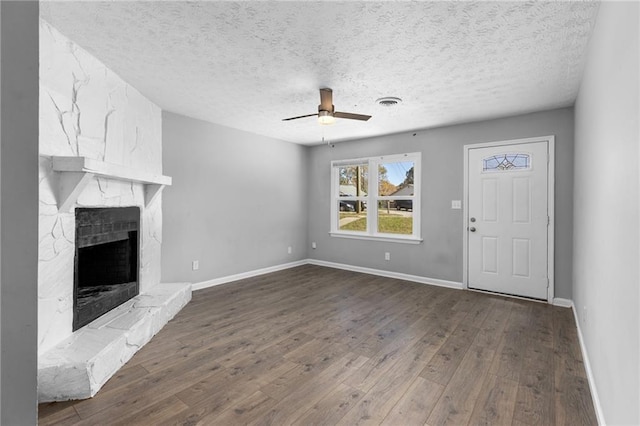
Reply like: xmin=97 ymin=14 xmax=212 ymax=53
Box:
xmin=331 ymin=153 xmax=421 ymax=243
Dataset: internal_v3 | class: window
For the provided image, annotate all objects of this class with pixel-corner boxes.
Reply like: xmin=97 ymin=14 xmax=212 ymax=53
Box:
xmin=331 ymin=153 xmax=421 ymax=243
xmin=482 ymin=153 xmax=530 ymax=172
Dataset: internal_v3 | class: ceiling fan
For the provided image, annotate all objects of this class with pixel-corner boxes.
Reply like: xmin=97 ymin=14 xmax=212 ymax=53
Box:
xmin=282 ymin=88 xmax=371 ymax=125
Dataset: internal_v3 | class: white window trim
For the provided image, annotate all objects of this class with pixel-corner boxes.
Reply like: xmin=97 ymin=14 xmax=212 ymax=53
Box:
xmin=330 ymin=152 xmax=422 ymax=243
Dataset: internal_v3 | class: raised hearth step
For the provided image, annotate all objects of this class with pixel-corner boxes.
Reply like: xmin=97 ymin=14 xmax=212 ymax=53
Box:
xmin=38 ymin=282 xmax=191 ymax=402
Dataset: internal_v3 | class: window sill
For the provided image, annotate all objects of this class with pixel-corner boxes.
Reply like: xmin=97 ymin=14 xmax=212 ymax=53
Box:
xmin=329 ymin=232 xmax=423 ymax=245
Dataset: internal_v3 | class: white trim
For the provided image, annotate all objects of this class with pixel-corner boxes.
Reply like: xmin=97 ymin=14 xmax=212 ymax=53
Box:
xmin=192 ymin=260 xmax=307 ymax=291
xmin=552 ymin=297 xmax=573 ymax=308
xmin=462 ymin=135 xmax=555 ymax=303
xmin=568 ymin=301 xmax=606 ymax=426
xmin=463 ymin=142 xmax=470 ymax=297
xmin=192 ymin=258 xmax=463 ymax=292
xmin=307 ymin=259 xmax=463 ymax=290
xmin=329 ymin=232 xmax=422 ymax=244
xmin=547 ymin=137 xmax=556 ymax=302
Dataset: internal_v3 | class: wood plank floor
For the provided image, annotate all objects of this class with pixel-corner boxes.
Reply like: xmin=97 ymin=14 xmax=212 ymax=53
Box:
xmin=39 ymin=265 xmax=597 ymax=425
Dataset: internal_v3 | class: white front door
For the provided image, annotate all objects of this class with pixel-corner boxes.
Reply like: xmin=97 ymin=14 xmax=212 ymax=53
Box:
xmin=466 ymin=140 xmax=550 ymax=300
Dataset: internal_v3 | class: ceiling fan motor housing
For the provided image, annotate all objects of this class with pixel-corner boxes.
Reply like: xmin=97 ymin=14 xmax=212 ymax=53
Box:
xmin=282 ymin=88 xmax=371 ymax=123
xmin=318 ymin=105 xmax=335 ymax=114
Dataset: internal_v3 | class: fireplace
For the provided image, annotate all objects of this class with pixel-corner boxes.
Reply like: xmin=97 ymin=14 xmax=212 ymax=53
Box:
xmin=74 ymin=207 xmax=140 ymax=331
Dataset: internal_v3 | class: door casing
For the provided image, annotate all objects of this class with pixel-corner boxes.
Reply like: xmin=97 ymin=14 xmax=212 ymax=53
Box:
xmin=463 ymin=135 xmax=555 ymax=303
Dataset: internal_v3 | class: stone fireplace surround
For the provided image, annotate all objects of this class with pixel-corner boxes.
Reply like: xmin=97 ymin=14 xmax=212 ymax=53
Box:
xmin=37 ymin=157 xmax=191 ymax=402
xmin=38 ymin=21 xmax=191 ymax=401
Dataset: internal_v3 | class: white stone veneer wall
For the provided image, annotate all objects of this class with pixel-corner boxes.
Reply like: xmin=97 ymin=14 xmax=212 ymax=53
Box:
xmin=38 ymin=20 xmax=163 ymax=355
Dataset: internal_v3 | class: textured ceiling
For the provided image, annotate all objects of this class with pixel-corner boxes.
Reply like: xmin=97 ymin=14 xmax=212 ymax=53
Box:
xmin=40 ymin=1 xmax=599 ymax=145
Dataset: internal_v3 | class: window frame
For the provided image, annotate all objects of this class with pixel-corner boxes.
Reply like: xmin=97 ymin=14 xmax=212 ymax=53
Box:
xmin=330 ymin=152 xmax=422 ymax=244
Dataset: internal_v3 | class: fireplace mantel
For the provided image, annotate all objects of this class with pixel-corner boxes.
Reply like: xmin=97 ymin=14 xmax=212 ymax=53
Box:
xmin=52 ymin=156 xmax=172 ymax=212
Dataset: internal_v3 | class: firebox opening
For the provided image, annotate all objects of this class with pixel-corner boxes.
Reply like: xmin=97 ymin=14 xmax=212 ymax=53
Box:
xmin=74 ymin=207 xmax=140 ymax=331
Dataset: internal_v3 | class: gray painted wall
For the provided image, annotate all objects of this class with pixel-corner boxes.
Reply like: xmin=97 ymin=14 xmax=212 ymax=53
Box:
xmin=0 ymin=4 xmax=2 ymax=420
xmin=0 ymin=1 xmax=39 ymax=424
xmin=0 ymin=3 xmax=629 ymax=423
xmin=161 ymin=112 xmax=309 ymax=283
xmin=308 ymin=108 xmax=575 ymax=299
xmin=573 ymin=2 xmax=639 ymax=424
xmin=0 ymin=5 xmax=3 ymax=420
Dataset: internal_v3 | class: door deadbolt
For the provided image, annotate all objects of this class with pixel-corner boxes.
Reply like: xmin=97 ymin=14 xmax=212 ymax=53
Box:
xmin=470 ymin=217 xmax=476 ymax=222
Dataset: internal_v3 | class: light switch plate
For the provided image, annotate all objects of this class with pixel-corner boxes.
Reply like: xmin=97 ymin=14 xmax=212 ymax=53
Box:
xmin=451 ymin=200 xmax=462 ymax=209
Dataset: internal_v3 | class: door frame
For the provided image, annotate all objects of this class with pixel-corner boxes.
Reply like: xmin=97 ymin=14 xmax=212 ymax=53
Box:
xmin=462 ymin=135 xmax=555 ymax=303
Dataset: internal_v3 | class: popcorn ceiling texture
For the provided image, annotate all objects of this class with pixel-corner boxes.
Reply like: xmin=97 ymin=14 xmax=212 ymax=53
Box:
xmin=40 ymin=1 xmax=599 ymax=145
xmin=38 ymin=20 xmax=163 ymax=355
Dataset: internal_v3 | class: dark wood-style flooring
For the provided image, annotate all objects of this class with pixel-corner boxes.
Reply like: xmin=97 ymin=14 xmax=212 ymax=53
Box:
xmin=39 ymin=265 xmax=597 ymax=425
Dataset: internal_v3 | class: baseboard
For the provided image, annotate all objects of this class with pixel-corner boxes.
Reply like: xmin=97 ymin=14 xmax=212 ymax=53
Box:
xmin=194 ymin=258 xmax=464 ymax=292
xmin=552 ymin=297 xmax=573 ymax=308
xmin=192 ymin=260 xmax=308 ymax=291
xmin=569 ymin=300 xmax=606 ymax=425
xmin=307 ymin=259 xmax=463 ymax=290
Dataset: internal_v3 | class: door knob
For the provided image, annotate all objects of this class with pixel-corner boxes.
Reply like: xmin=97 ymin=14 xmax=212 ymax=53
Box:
xmin=469 ymin=227 xmax=476 ymax=232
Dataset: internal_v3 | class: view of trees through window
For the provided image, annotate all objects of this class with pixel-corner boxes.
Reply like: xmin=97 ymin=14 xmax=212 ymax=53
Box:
xmin=338 ymin=161 xmax=415 ymax=235
xmin=338 ymin=164 xmax=414 ymax=195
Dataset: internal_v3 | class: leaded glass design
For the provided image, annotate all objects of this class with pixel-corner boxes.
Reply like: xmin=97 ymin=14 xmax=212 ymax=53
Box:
xmin=483 ymin=153 xmax=530 ymax=171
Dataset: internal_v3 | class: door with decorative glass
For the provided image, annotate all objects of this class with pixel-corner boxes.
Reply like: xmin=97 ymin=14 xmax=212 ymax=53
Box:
xmin=466 ymin=139 xmax=551 ymax=300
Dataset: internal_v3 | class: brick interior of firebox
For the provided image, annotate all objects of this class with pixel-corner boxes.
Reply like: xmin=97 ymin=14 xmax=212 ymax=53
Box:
xmin=74 ymin=207 xmax=140 ymax=330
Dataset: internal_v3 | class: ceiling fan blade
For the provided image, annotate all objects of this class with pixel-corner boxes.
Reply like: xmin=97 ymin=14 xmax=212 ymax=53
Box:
xmin=319 ymin=88 xmax=333 ymax=111
xmin=282 ymin=113 xmax=318 ymax=121
xmin=334 ymin=111 xmax=372 ymax=121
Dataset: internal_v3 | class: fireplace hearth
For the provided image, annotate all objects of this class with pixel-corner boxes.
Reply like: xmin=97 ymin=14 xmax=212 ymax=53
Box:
xmin=74 ymin=207 xmax=140 ymax=330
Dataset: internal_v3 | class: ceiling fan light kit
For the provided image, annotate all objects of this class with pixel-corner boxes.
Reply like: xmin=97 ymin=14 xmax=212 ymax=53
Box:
xmin=283 ymin=88 xmax=371 ymax=125
xmin=318 ymin=110 xmax=336 ymax=125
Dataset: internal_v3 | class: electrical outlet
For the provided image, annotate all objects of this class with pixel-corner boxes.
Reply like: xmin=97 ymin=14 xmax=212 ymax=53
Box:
xmin=312 ymin=242 xmax=317 ymax=249
xmin=451 ymin=200 xmax=462 ymax=209
xmin=384 ymin=252 xmax=390 ymax=261
xmin=192 ymin=260 xmax=199 ymax=271
xmin=287 ymin=246 xmax=292 ymax=254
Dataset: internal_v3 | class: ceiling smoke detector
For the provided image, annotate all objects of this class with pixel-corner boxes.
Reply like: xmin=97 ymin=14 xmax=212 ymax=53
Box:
xmin=376 ymin=97 xmax=402 ymax=107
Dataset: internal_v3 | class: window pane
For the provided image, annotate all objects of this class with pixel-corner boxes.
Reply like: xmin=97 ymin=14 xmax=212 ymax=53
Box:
xmin=483 ymin=153 xmax=530 ymax=171
xmin=338 ymin=200 xmax=366 ymax=213
xmin=392 ymin=199 xmax=413 ymax=211
xmin=338 ymin=202 xmax=367 ymax=232
xmin=378 ymin=161 xmax=414 ymax=196
xmin=377 ymin=200 xmax=413 ymax=235
xmin=339 ymin=165 xmax=368 ymax=196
